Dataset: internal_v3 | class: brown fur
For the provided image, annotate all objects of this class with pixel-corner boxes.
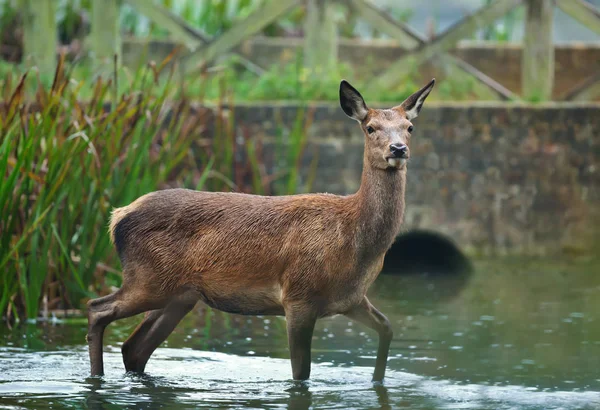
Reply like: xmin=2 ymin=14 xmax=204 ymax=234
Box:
xmin=87 ymin=78 xmax=435 ymax=381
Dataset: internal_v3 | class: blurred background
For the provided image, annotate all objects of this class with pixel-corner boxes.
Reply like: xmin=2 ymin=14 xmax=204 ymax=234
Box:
xmin=0 ymin=1 xmax=599 ymax=408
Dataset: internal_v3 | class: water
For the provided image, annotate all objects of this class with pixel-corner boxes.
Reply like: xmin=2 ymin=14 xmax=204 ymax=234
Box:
xmin=1 ymin=258 xmax=599 ymax=409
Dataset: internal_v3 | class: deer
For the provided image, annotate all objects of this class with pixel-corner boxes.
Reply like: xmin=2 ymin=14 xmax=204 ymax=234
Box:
xmin=86 ymin=78 xmax=435 ymax=382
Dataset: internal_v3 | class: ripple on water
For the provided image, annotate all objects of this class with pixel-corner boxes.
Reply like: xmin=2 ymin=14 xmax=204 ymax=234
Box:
xmin=0 ymin=347 xmax=599 ymax=409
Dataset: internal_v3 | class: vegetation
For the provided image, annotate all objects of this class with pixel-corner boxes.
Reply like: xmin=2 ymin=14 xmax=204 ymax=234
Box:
xmin=0 ymin=0 xmax=416 ymax=55
xmin=4 ymin=0 xmax=412 ymax=40
xmin=0 ymin=51 xmax=480 ymax=104
xmin=0 ymin=54 xmax=313 ymax=324
xmin=1 ymin=0 xmax=518 ymax=43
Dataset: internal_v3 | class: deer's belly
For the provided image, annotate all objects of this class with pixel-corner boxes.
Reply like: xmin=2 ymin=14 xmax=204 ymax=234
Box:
xmin=198 ymin=282 xmax=285 ymax=316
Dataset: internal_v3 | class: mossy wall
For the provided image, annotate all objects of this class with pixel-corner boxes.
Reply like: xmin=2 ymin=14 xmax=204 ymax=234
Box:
xmin=216 ymin=101 xmax=600 ymax=256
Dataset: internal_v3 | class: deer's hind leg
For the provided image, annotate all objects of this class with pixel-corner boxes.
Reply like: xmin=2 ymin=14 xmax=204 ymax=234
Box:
xmin=121 ymin=289 xmax=198 ymax=373
xmin=87 ymin=281 xmax=170 ymax=376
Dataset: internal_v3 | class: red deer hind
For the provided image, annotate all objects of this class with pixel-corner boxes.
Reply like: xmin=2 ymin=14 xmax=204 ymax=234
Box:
xmin=86 ymin=78 xmax=436 ymax=381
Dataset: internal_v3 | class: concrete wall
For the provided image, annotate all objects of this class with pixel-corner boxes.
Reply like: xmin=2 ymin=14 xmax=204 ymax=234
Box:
xmin=221 ymin=102 xmax=600 ymax=256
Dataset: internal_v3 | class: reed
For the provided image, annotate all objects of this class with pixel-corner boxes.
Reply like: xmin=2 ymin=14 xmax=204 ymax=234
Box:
xmin=0 ymin=52 xmax=315 ymax=324
xmin=0 ymin=54 xmax=206 ymax=323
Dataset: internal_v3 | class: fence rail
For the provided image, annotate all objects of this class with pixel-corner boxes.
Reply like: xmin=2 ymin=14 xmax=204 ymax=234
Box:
xmin=18 ymin=0 xmax=600 ymax=102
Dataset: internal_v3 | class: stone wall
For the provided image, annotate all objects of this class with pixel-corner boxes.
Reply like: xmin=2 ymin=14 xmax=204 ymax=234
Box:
xmin=221 ymin=102 xmax=600 ymax=256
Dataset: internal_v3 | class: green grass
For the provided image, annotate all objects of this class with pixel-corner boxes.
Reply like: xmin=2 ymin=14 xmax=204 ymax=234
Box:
xmin=0 ymin=50 xmax=486 ymax=105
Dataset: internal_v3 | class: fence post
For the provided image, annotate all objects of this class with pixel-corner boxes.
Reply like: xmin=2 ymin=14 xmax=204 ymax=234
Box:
xmin=21 ymin=0 xmax=57 ymax=75
xmin=304 ymin=0 xmax=338 ymax=73
xmin=522 ymin=0 xmax=554 ymax=101
xmin=90 ymin=0 xmax=121 ymax=69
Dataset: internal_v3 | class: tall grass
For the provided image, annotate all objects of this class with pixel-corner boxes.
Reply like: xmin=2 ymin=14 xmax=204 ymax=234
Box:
xmin=0 ymin=53 xmax=315 ymax=324
xmin=0 ymin=54 xmax=207 ymax=323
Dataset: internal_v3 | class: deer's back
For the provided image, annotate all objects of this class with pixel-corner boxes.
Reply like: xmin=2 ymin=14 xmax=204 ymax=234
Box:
xmin=110 ymin=188 xmax=363 ymax=314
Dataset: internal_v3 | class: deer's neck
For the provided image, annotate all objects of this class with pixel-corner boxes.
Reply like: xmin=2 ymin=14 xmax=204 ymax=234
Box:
xmin=354 ymin=161 xmax=406 ymax=258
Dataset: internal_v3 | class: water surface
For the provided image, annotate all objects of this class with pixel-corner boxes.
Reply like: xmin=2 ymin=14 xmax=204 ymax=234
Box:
xmin=1 ymin=258 xmax=599 ymax=409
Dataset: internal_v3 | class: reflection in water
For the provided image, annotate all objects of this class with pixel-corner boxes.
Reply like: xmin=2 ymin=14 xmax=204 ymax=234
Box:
xmin=286 ymin=382 xmax=312 ymax=410
xmin=374 ymin=384 xmax=391 ymax=410
xmin=84 ymin=377 xmax=105 ymax=410
xmin=1 ymin=258 xmax=600 ymax=409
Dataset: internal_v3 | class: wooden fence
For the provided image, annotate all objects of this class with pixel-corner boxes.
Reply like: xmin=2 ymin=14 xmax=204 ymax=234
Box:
xmin=19 ymin=0 xmax=600 ymax=101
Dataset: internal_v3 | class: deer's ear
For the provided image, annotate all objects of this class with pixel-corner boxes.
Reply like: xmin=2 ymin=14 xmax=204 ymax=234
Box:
xmin=399 ymin=78 xmax=435 ymax=120
xmin=340 ymin=80 xmax=368 ymax=122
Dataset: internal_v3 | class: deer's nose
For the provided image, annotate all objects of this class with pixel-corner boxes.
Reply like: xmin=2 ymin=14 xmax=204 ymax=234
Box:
xmin=390 ymin=143 xmax=408 ymax=158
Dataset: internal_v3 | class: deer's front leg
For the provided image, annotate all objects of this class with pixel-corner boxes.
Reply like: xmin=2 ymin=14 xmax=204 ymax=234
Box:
xmin=284 ymin=303 xmax=317 ymax=380
xmin=345 ymin=297 xmax=393 ymax=382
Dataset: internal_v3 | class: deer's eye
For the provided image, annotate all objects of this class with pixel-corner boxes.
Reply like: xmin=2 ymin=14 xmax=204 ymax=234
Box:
xmin=366 ymin=126 xmax=375 ymax=134
xmin=408 ymin=125 xmax=414 ymax=133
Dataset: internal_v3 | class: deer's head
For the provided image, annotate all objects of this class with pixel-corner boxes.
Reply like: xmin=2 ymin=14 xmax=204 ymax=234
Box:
xmin=339 ymin=79 xmax=435 ymax=171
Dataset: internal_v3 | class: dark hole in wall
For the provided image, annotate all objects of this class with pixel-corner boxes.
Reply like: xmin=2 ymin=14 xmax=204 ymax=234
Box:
xmin=379 ymin=230 xmax=473 ymax=303
xmin=383 ymin=230 xmax=473 ymax=276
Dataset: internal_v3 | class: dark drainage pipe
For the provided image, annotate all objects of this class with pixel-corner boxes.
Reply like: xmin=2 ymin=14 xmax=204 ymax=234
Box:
xmin=379 ymin=230 xmax=473 ymax=302
xmin=382 ymin=230 xmax=473 ymax=276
